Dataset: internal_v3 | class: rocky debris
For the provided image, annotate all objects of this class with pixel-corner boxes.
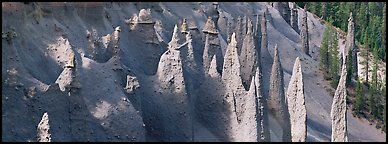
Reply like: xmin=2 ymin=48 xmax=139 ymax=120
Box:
xmin=345 ymin=12 xmax=357 ymax=80
xmin=239 ymin=18 xmax=258 ymax=90
xmin=290 ymin=2 xmax=299 ymax=34
xmin=273 ymin=2 xmax=291 ymax=25
xmin=300 ymin=5 xmax=310 ymax=56
xmin=254 ymin=66 xmax=270 ymax=142
xmin=37 ymin=112 xmax=51 ymax=142
xmin=4 ymin=68 xmax=24 ymax=88
xmin=286 ymin=57 xmax=307 ymax=142
xmin=25 ymin=86 xmax=37 ymax=98
xmin=124 ymin=74 xmax=140 ymax=94
xmin=2 ymin=26 xmax=17 ymax=43
xmin=331 ymin=55 xmax=348 ymax=142
xmin=268 ymin=44 xmax=291 ymax=141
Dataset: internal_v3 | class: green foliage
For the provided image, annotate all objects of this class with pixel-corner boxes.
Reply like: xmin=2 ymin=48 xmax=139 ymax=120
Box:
xmin=346 ymin=48 xmax=353 ymax=86
xmin=354 ymin=78 xmax=364 ymax=113
xmin=306 ymin=2 xmax=386 ymax=61
xmin=329 ymin=30 xmax=340 ymax=88
xmin=383 ymin=83 xmax=386 ymax=131
xmin=369 ymin=84 xmax=377 ymax=119
xmin=320 ymin=26 xmax=331 ymax=71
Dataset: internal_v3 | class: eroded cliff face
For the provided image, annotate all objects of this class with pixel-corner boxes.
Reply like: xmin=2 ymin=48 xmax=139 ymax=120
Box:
xmin=3 ymin=2 xmax=384 ymax=142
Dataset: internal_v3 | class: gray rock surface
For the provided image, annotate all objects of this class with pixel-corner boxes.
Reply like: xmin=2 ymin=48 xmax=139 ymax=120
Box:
xmin=168 ymin=25 xmax=185 ymax=50
xmin=254 ymin=66 xmax=270 ymax=142
xmin=268 ymin=45 xmax=291 ymax=141
xmin=300 ymin=6 xmax=310 ymax=56
xmin=330 ymin=55 xmax=348 ymax=142
xmin=37 ymin=112 xmax=51 ymax=142
xmin=240 ymin=18 xmax=258 ymax=90
xmin=286 ymin=57 xmax=307 ymax=142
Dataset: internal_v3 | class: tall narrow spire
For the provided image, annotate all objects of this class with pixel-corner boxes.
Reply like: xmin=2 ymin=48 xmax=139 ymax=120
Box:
xmin=269 ymin=44 xmax=291 ymax=141
xmin=286 ymin=57 xmax=307 ymax=142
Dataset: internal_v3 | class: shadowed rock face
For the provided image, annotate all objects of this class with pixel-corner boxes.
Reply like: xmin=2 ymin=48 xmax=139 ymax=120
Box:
xmin=254 ymin=66 xmax=270 ymax=142
xmin=290 ymin=3 xmax=299 ymax=34
xmin=254 ymin=14 xmax=262 ymax=66
xmin=202 ymin=17 xmax=223 ymax=75
xmin=240 ymin=18 xmax=258 ymax=90
xmin=234 ymin=16 xmax=244 ymax=55
xmin=300 ymin=6 xmax=310 ymax=56
xmin=37 ymin=112 xmax=51 ymax=142
xmin=286 ymin=57 xmax=307 ymax=142
xmin=331 ymin=55 xmax=348 ymax=142
xmin=268 ymin=45 xmax=291 ymax=142
xmin=261 ymin=12 xmax=268 ymax=56
xmin=273 ymin=2 xmax=291 ymax=25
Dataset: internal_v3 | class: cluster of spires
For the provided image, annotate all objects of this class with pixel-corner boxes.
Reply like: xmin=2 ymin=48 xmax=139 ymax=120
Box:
xmin=37 ymin=4 xmax=355 ymax=141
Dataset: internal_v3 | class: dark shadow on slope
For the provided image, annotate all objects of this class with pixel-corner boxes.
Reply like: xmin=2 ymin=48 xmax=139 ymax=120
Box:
xmin=306 ymin=116 xmax=331 ymax=142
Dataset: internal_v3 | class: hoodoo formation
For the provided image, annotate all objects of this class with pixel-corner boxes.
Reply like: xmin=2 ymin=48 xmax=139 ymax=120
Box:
xmin=2 ymin=2 xmax=385 ymax=142
xmin=300 ymin=5 xmax=310 ymax=56
xmin=286 ymin=57 xmax=307 ymax=142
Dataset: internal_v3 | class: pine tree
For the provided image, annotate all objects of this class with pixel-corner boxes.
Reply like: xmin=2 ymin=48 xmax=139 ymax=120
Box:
xmin=320 ymin=26 xmax=330 ymax=72
xmin=362 ymin=30 xmax=370 ymax=86
xmin=369 ymin=85 xmax=376 ymax=119
xmin=383 ymin=83 xmax=386 ymax=131
xmin=381 ymin=4 xmax=386 ymax=61
xmin=354 ymin=78 xmax=364 ymax=114
xmin=369 ymin=47 xmax=379 ymax=119
xmin=346 ymin=48 xmax=353 ymax=86
xmin=329 ymin=30 xmax=340 ymax=87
